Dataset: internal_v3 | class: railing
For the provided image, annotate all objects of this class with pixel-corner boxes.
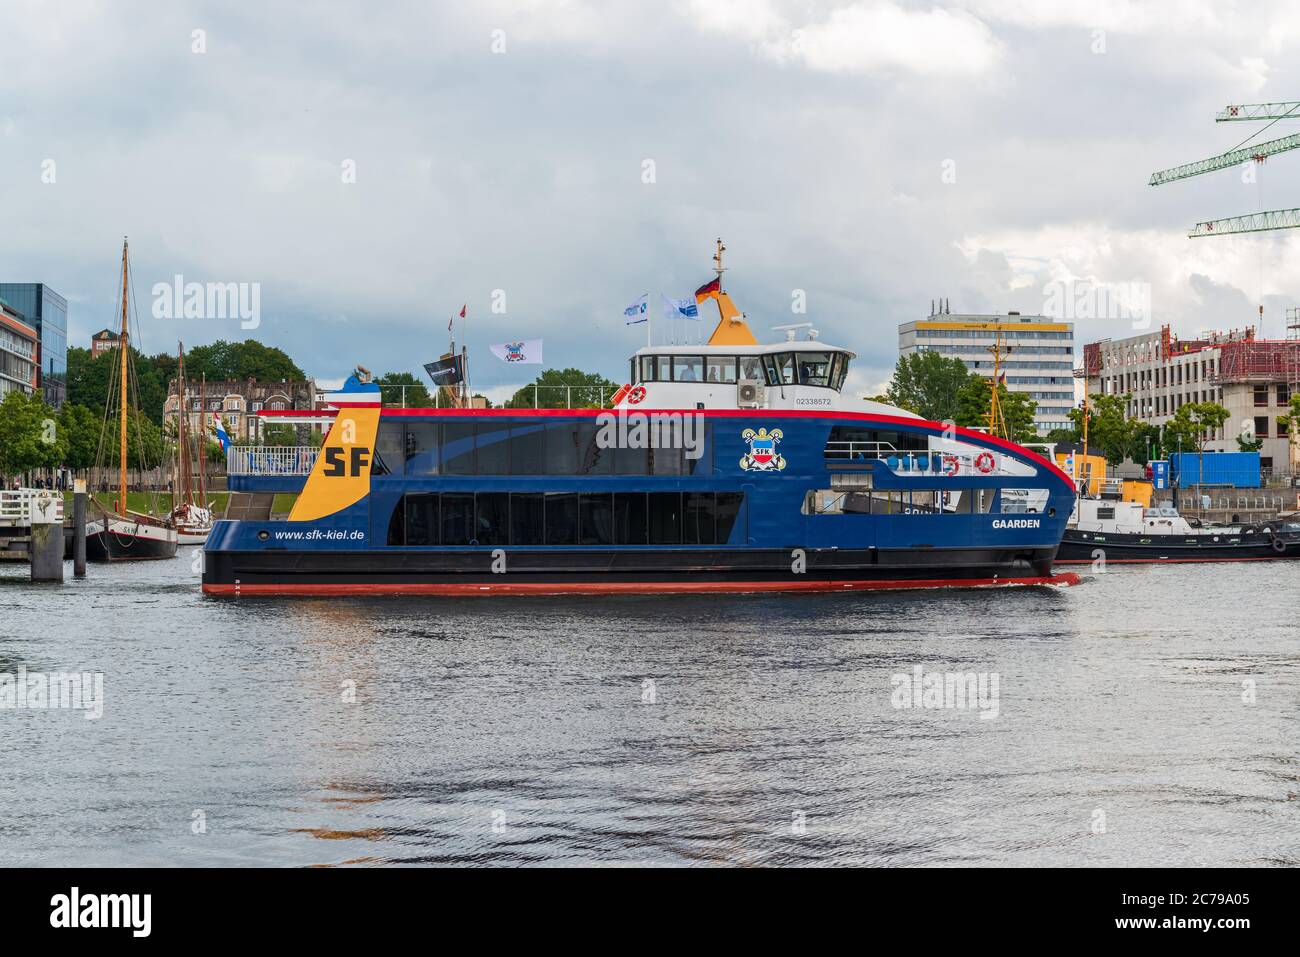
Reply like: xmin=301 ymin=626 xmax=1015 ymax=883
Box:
xmin=375 ymin=383 xmax=611 ymax=409
xmin=226 ymin=446 xmax=319 ymax=476
xmin=0 ymin=488 xmax=64 ymax=526
xmin=824 ymin=441 xmax=1015 ymax=477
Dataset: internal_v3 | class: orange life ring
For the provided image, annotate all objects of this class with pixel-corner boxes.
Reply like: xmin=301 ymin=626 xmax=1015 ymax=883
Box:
xmin=974 ymin=452 xmax=996 ymax=474
xmin=626 ymin=385 xmax=647 ymax=405
xmin=942 ymin=455 xmax=960 ymax=476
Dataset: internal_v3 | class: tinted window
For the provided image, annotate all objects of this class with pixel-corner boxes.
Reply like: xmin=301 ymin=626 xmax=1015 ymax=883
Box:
xmin=612 ymin=441 xmax=647 ymax=475
xmin=545 ymin=492 xmax=578 ymax=545
xmin=648 ymin=492 xmax=681 ymax=544
xmin=739 ymin=355 xmax=764 ymax=382
xmin=761 ymin=355 xmax=780 ymax=386
xmin=649 ymin=445 xmax=684 ymax=475
xmin=374 ymin=421 xmax=403 ymax=476
xmin=441 ymin=493 xmax=473 ymax=544
xmin=474 ymin=492 xmax=509 ymax=545
xmin=442 ymin=422 xmax=476 ymax=474
xmin=683 ymin=492 xmax=716 ymax=545
xmin=405 ymin=493 xmax=439 ymax=545
xmin=575 ymin=423 xmax=610 ymax=475
xmin=386 ymin=495 xmax=405 ymax=544
xmin=510 ymin=422 xmax=545 ymax=474
xmin=613 ymin=492 xmax=647 ymax=544
xmin=797 ymin=352 xmax=833 ymax=387
xmin=476 ymin=423 xmax=510 ymax=473
xmin=580 ymin=493 xmax=613 ymax=545
xmin=545 ymin=422 xmax=580 ymax=474
xmin=404 ymin=422 xmax=439 ymax=474
xmin=510 ymin=493 xmax=545 ymax=545
xmin=716 ymin=492 xmax=743 ymax=542
xmin=776 ymin=353 xmax=796 ymax=384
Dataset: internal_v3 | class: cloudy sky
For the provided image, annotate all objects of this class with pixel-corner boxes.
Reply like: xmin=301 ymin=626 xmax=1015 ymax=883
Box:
xmin=4 ymin=0 xmax=1300 ymax=399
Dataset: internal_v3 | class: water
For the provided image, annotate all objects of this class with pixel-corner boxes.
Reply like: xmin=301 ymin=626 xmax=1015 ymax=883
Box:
xmin=1 ymin=554 xmax=1296 ymax=867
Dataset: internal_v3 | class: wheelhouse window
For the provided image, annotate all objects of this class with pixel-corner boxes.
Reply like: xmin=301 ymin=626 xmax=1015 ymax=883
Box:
xmin=796 ymin=352 xmax=833 ymax=388
xmin=739 ymin=355 xmax=764 ymax=382
xmin=705 ymin=356 xmax=737 ymax=383
xmin=672 ymin=356 xmax=704 ymax=382
xmin=775 ymin=353 xmax=796 ymax=385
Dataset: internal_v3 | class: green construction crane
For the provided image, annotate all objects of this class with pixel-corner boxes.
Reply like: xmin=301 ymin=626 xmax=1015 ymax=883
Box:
xmin=1149 ymin=131 xmax=1300 ymax=185
xmin=1216 ymin=101 xmax=1300 ymax=122
xmin=1189 ymin=207 xmax=1300 ymax=238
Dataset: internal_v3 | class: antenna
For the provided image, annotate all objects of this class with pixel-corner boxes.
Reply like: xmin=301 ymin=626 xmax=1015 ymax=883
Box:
xmin=771 ymin=322 xmax=813 ymax=342
xmin=713 ymin=238 xmax=727 ymax=285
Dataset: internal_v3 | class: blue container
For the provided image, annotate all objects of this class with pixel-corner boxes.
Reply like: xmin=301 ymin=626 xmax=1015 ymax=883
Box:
xmin=1169 ymin=451 xmax=1260 ymax=488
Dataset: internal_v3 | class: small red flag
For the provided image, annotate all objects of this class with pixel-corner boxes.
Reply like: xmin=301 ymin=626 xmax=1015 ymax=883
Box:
xmin=459 ymin=304 xmax=467 ymax=318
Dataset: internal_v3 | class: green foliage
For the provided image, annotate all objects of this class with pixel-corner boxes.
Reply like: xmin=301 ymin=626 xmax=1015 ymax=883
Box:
xmin=1236 ymin=433 xmax=1264 ymax=452
xmin=954 ymin=373 xmax=1038 ymax=443
xmin=1276 ymin=393 xmax=1300 ymax=443
xmin=0 ymin=390 xmax=65 ymax=476
xmin=885 ymin=351 xmax=971 ymax=422
xmin=96 ymin=413 xmax=166 ymax=470
xmin=183 ymin=339 xmax=304 ymax=382
xmin=375 ymin=371 xmax=433 ymax=408
xmin=1164 ymin=401 xmax=1230 ymax=455
xmin=58 ymin=403 xmax=101 ymax=470
xmin=503 ymin=368 xmax=619 ymax=409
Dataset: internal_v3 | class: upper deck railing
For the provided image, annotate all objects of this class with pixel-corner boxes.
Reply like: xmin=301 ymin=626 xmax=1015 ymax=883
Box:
xmin=0 ymin=488 xmax=64 ymax=526
xmin=227 ymin=446 xmax=319 ymax=476
xmin=824 ymin=440 xmax=1022 ymax=478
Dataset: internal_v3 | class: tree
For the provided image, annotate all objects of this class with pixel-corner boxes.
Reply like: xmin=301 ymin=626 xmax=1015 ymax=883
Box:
xmin=58 ymin=403 xmax=101 ymax=471
xmin=504 ymin=368 xmax=618 ymax=409
xmin=0 ymin=391 xmax=65 ymax=478
xmin=184 ymin=339 xmax=305 ymax=382
xmin=1164 ymin=401 xmax=1230 ymax=456
xmin=954 ymin=373 xmax=1039 ymax=443
xmin=375 ymin=371 xmax=433 ymax=408
xmin=885 ymin=352 xmax=971 ymax=422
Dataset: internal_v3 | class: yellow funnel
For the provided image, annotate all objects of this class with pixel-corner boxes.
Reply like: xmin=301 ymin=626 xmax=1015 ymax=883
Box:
xmin=705 ymin=292 xmax=757 ymax=346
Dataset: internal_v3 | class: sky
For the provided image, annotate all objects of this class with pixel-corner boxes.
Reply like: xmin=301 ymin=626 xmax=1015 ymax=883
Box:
xmin=4 ymin=0 xmax=1300 ymax=400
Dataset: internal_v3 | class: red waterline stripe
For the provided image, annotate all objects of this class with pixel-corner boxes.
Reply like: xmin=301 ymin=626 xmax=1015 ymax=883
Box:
xmin=203 ymin=573 xmax=1081 ymax=597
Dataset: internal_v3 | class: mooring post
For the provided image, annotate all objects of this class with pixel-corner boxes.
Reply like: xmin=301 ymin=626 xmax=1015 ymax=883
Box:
xmin=28 ymin=488 xmax=64 ymax=583
xmin=73 ymin=478 xmax=87 ymax=578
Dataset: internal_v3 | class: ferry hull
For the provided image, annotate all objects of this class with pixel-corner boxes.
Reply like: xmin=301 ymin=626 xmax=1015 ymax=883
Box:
xmin=202 ymin=545 xmax=1066 ymax=595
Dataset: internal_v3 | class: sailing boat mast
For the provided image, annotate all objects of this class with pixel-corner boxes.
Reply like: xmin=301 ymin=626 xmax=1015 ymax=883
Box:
xmin=198 ymin=373 xmax=208 ymax=507
xmin=986 ymin=331 xmax=1009 ymax=440
xmin=176 ymin=342 xmax=192 ymax=507
xmin=117 ymin=238 xmax=130 ymax=516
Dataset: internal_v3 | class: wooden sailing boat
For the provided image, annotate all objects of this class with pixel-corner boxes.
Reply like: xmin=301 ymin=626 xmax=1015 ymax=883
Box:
xmin=169 ymin=342 xmax=213 ymax=545
xmin=85 ymin=238 xmax=179 ymax=562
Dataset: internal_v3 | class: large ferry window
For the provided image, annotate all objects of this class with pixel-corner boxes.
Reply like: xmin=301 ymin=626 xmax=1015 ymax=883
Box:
xmin=545 ymin=492 xmax=579 ymax=545
xmin=683 ymin=492 xmax=716 ymax=545
xmin=510 ymin=493 xmax=545 ymax=545
xmin=404 ymin=422 xmax=439 ymax=474
xmin=761 ymin=354 xmax=780 ymax=386
xmin=441 ymin=422 xmax=476 ymax=474
xmin=649 ymin=445 xmax=684 ymax=475
xmin=580 ymin=493 xmax=614 ymax=545
xmin=612 ymin=443 xmax=647 ymax=475
xmin=831 ymin=353 xmax=849 ymax=391
xmin=386 ymin=495 xmax=406 ymax=544
xmin=613 ymin=492 xmax=648 ymax=544
xmin=404 ymin=493 xmax=439 ymax=545
xmin=474 ymin=493 xmax=509 ymax=544
xmin=374 ymin=421 xmax=404 ymax=476
xmin=639 ymin=356 xmax=656 ymax=382
xmin=797 ymin=352 xmax=833 ymax=388
xmin=648 ymin=492 xmax=682 ymax=544
xmin=576 ymin=423 xmax=611 ymax=474
xmin=672 ymin=356 xmax=704 ymax=382
xmin=544 ymin=422 xmax=580 ymax=474
xmin=476 ymin=422 xmax=510 ymax=473
xmin=441 ymin=493 xmax=474 ymax=544
xmin=705 ymin=356 xmax=737 ymax=383
xmin=510 ymin=422 xmax=545 ymax=474
xmin=739 ymin=355 xmax=764 ymax=382
xmin=716 ymin=492 xmax=743 ymax=542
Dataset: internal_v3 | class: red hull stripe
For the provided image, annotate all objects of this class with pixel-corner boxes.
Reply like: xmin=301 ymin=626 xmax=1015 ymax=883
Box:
xmin=204 ymin=573 xmax=1081 ymax=597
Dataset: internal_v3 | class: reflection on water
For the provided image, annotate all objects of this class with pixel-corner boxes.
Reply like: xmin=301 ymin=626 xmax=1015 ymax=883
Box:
xmin=0 ymin=555 xmax=1297 ymax=866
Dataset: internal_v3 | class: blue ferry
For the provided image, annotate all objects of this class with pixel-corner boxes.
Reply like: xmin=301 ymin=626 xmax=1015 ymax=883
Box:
xmin=203 ymin=274 xmax=1078 ymax=596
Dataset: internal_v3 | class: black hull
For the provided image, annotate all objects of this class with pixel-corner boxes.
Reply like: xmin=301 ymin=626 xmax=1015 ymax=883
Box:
xmin=203 ymin=545 xmax=1064 ymax=595
xmin=85 ymin=520 xmax=178 ymax=562
xmin=1057 ymin=528 xmax=1300 ymax=564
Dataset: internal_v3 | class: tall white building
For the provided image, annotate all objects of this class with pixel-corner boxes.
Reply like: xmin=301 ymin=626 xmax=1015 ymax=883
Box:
xmin=897 ymin=306 xmax=1076 ymax=435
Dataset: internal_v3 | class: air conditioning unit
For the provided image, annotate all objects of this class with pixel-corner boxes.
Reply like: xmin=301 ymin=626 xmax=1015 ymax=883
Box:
xmin=736 ymin=379 xmax=762 ymax=408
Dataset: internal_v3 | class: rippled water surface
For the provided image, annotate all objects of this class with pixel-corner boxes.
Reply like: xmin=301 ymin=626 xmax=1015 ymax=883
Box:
xmin=1 ymin=554 xmax=1296 ymax=866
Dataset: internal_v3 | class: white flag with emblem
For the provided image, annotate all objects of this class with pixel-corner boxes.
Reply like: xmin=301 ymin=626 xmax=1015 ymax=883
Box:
xmin=489 ymin=338 xmax=543 ymax=364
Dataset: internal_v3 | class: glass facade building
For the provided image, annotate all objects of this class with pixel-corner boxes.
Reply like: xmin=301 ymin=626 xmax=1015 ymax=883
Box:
xmin=0 ymin=283 xmax=67 ymax=407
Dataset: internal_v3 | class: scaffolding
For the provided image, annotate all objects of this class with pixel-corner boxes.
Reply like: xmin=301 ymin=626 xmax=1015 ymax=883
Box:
xmin=1213 ymin=338 xmax=1300 ymax=382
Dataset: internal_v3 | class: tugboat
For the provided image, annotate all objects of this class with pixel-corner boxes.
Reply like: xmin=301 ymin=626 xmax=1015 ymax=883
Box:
xmin=1056 ymin=497 xmax=1300 ymax=563
xmin=86 ymin=239 xmax=179 ymax=562
xmin=202 ymin=242 xmax=1078 ymax=596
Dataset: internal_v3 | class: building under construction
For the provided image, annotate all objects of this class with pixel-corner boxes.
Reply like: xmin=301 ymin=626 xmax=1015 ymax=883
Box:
xmin=1084 ymin=322 xmax=1300 ymax=475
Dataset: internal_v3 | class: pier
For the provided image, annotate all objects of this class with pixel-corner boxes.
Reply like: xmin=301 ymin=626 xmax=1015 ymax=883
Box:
xmin=0 ymin=486 xmax=85 ymax=581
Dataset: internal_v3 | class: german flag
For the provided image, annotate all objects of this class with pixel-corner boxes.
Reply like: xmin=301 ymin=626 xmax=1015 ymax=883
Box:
xmin=694 ymin=277 xmax=721 ymax=303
